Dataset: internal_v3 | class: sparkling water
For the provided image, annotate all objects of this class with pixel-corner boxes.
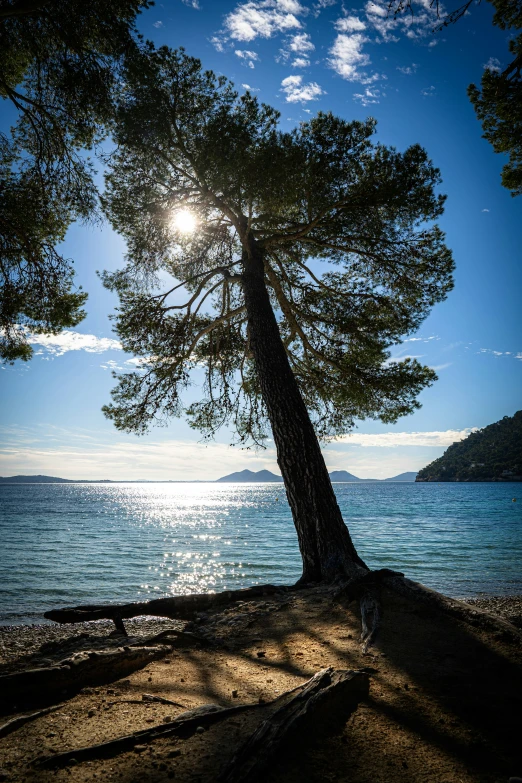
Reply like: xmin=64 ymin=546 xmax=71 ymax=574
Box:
xmin=1 ymin=482 xmax=521 ymax=624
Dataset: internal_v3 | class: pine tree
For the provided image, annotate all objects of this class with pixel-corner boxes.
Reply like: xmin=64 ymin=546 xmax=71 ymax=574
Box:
xmin=102 ymin=46 xmax=454 ymax=583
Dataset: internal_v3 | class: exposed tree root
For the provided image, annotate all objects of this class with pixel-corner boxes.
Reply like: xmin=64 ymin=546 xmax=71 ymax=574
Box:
xmin=34 ymin=668 xmax=368 ymax=771
xmin=220 ymin=668 xmax=369 ymax=782
xmin=382 ymin=574 xmax=522 ymax=644
xmin=34 ymin=703 xmax=252 ymax=768
xmin=141 ymin=693 xmax=186 ymax=707
xmin=0 ymin=704 xmax=62 ymax=739
xmin=334 ymin=568 xmax=522 ymax=649
xmin=0 ymin=645 xmax=171 ymax=714
xmin=44 ymin=584 xmax=285 ymax=632
xmin=333 ymin=569 xmax=404 ymax=652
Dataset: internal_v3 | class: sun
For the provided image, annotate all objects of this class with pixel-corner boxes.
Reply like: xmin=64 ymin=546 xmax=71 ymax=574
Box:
xmin=173 ymin=209 xmax=197 ymax=234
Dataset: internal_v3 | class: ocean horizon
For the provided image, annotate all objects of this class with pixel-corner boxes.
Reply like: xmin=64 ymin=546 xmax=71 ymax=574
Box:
xmin=1 ymin=481 xmax=521 ymax=625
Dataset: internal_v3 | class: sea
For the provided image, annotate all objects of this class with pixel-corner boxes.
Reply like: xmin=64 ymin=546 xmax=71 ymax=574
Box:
xmin=1 ymin=481 xmax=521 ymax=625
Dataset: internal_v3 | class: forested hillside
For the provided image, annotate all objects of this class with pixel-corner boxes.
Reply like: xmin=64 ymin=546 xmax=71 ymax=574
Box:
xmin=416 ymin=411 xmax=522 ymax=482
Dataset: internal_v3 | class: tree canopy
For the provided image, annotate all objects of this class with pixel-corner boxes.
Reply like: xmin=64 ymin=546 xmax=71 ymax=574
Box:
xmin=102 ymin=45 xmax=454 ymax=448
xmin=468 ymin=1 xmax=522 ymax=196
xmin=0 ymin=0 xmax=152 ymax=362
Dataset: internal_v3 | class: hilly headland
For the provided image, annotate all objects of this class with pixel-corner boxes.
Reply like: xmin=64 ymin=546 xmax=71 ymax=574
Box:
xmin=416 ymin=410 xmax=522 ymax=482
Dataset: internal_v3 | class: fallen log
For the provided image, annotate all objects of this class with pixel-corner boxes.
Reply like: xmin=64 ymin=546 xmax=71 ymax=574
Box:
xmin=220 ymin=668 xmax=369 ymax=782
xmin=0 ymin=645 xmax=169 ymax=714
xmin=44 ymin=584 xmax=284 ymax=632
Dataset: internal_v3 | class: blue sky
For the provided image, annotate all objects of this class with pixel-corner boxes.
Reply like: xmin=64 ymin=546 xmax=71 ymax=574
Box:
xmin=1 ymin=0 xmax=520 ymax=480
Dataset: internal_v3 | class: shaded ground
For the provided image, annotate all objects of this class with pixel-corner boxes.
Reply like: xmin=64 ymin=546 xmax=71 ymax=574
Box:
xmin=0 ymin=588 xmax=521 ymax=782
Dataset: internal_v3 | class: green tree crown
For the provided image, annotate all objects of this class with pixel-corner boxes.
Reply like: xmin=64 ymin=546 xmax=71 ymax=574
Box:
xmin=102 ymin=46 xmax=454 ymax=445
xmin=0 ymin=0 xmax=152 ymax=361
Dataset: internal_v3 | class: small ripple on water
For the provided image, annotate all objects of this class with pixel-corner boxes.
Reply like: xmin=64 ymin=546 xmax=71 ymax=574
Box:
xmin=1 ymin=481 xmax=521 ymax=623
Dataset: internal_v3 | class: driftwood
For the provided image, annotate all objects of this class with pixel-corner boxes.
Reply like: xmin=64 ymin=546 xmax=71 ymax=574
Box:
xmin=44 ymin=584 xmax=284 ymax=632
xmin=0 ymin=704 xmax=62 ymax=739
xmin=34 ymin=668 xmax=368 ymax=770
xmin=0 ymin=645 xmax=169 ymax=714
xmin=220 ymin=668 xmax=369 ymax=782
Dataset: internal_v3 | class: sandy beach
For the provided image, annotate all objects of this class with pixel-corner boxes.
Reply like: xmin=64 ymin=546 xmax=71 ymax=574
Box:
xmin=0 ymin=593 xmax=521 ymax=668
xmin=0 ymin=586 xmax=521 ymax=783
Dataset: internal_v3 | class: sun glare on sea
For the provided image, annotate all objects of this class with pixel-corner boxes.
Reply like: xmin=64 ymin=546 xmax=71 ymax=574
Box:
xmin=173 ymin=209 xmax=197 ymax=234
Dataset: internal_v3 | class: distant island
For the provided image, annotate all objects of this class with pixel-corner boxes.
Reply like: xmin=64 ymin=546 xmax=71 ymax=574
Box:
xmin=416 ymin=410 xmax=522 ymax=482
xmin=1 ymin=470 xmax=419 ymax=483
xmin=216 ymin=469 xmax=284 ymax=483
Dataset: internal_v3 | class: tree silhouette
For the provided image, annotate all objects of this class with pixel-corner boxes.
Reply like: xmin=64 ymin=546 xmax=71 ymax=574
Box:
xmin=102 ymin=46 xmax=454 ymax=582
xmin=0 ymin=0 xmax=152 ymax=361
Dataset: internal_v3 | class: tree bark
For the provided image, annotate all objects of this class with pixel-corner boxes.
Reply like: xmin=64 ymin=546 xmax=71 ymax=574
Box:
xmin=0 ymin=646 xmax=169 ymax=714
xmin=220 ymin=668 xmax=369 ymax=782
xmin=241 ymin=236 xmax=367 ymax=583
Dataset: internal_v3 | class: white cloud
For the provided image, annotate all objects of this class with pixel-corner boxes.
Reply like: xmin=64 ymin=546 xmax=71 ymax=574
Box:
xmin=430 ymin=362 xmax=452 ymax=371
xmin=354 ymin=87 xmax=383 ymax=106
xmin=484 ymin=56 xmax=501 ymax=73
xmin=421 ymin=85 xmax=436 ymax=96
xmin=328 ymin=33 xmax=376 ymax=82
xmin=100 ymin=359 xmax=125 ymax=371
xmin=397 ymin=63 xmax=418 ymax=74
xmin=276 ymin=0 xmax=305 ymax=11
xmin=210 ymin=35 xmax=226 ymax=52
xmin=278 ymin=31 xmax=314 ymax=64
xmin=281 ymin=74 xmax=324 ymax=102
xmin=241 ymin=83 xmax=260 ymax=91
xmin=479 ymin=348 xmax=521 ymax=359
xmin=516 ymin=353 xmax=522 ymax=361
xmin=335 ymin=15 xmax=366 ymax=32
xmin=223 ymin=0 xmax=305 ymax=43
xmin=481 ymin=208 xmax=490 ymax=212
xmin=336 ymin=429 xmax=477 ymax=448
xmin=0 ymin=430 xmax=281 ymax=482
xmin=26 ymin=331 xmax=122 ymax=357
xmin=404 ymin=335 xmax=439 ymax=343
xmin=288 ymin=31 xmax=315 ymax=52
xmin=235 ymin=48 xmax=260 ymax=67
xmin=364 ymin=0 xmax=440 ymax=42
xmin=181 ymin=0 xmax=201 ymax=7
xmin=0 ymin=424 xmax=475 ymax=481
xmin=314 ymin=0 xmax=337 ymax=9
xmin=152 ymin=20 xmax=163 ymax=28
xmin=125 ymin=356 xmax=152 ymax=367
xmin=364 ymin=0 xmax=399 ymax=40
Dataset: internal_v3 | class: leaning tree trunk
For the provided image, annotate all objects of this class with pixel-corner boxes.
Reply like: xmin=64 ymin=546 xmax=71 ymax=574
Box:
xmin=241 ymin=236 xmax=368 ymax=583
